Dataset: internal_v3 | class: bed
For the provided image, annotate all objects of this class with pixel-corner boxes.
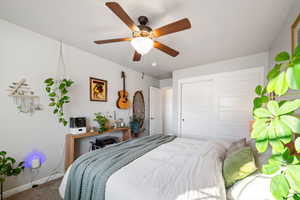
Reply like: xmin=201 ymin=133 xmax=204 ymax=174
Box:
xmin=59 ymin=135 xmax=231 ymax=200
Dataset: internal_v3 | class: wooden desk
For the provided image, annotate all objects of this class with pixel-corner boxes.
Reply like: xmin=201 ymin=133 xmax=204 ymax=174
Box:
xmin=65 ymin=127 xmax=131 ymax=170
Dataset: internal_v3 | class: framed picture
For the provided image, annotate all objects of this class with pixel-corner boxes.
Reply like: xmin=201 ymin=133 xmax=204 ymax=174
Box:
xmin=292 ymin=14 xmax=300 ymax=51
xmin=89 ymin=77 xmax=107 ymax=102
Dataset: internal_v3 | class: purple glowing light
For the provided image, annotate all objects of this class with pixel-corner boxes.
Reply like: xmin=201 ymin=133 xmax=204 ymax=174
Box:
xmin=24 ymin=150 xmax=46 ymax=168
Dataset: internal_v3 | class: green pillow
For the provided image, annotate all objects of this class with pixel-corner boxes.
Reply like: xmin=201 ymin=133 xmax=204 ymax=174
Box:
xmin=223 ymin=146 xmax=257 ymax=188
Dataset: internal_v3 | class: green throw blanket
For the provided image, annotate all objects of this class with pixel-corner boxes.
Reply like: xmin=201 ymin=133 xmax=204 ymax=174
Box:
xmin=64 ymin=134 xmax=176 ymax=200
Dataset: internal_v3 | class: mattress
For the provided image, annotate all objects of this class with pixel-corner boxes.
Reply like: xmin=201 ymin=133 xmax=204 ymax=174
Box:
xmin=60 ymin=137 xmax=228 ymax=200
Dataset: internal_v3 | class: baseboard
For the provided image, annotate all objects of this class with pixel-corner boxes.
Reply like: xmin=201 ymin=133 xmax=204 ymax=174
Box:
xmin=3 ymin=173 xmax=64 ymax=198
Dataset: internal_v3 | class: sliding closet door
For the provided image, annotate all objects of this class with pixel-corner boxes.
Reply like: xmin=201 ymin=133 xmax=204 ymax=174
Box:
xmin=179 ymin=67 xmax=263 ymax=139
xmin=180 ymin=79 xmax=215 ymax=138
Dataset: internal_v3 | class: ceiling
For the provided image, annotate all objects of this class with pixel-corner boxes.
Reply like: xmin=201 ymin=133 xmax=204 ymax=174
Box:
xmin=0 ymin=0 xmax=294 ymax=79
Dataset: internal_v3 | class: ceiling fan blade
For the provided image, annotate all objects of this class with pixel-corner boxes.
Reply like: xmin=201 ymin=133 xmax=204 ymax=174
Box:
xmin=154 ymin=41 xmax=179 ymax=57
xmin=153 ymin=18 xmax=191 ymax=38
xmin=94 ymin=38 xmax=131 ymax=44
xmin=105 ymin=2 xmax=139 ymax=32
xmin=133 ymin=51 xmax=142 ymax=62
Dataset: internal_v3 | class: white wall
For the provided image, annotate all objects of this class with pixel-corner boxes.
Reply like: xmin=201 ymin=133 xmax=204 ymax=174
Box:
xmin=0 ymin=19 xmax=159 ymax=192
xmin=268 ymin=0 xmax=300 ymax=70
xmin=159 ymin=79 xmax=172 ymax=88
xmin=172 ymin=52 xmax=269 ymax=134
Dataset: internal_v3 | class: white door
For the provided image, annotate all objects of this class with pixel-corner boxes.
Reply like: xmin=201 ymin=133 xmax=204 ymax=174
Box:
xmin=149 ymin=87 xmax=162 ymax=135
xmin=180 ymin=79 xmax=215 ymax=138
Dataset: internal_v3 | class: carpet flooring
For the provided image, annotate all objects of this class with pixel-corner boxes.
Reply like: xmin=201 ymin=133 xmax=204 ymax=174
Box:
xmin=6 ymin=178 xmax=62 ymax=200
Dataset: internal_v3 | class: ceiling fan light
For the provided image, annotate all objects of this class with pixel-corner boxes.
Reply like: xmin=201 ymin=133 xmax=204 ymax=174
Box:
xmin=131 ymin=37 xmax=154 ymax=55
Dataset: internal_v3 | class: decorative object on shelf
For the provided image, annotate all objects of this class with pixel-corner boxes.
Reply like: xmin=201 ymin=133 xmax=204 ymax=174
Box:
xmin=130 ymin=114 xmax=142 ymax=135
xmin=250 ymin=44 xmax=300 ymax=200
xmin=292 ymin=14 xmax=300 ymax=51
xmin=90 ymin=77 xmax=107 ymax=102
xmin=94 ymin=112 xmax=109 ymax=132
xmin=0 ymin=151 xmax=24 ymax=200
xmin=7 ymin=79 xmax=42 ymax=114
xmin=133 ymin=90 xmax=145 ymax=128
xmin=44 ymin=41 xmax=74 ymax=126
xmin=117 ymin=71 xmax=130 ymax=109
xmin=24 ymin=150 xmax=46 ymax=169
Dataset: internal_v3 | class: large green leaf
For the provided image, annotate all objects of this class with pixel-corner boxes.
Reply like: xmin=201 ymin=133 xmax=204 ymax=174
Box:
xmin=251 ymin=119 xmax=268 ymax=138
xmin=295 ymin=137 xmax=300 ymax=153
xmin=256 ymin=139 xmax=269 ymax=153
xmin=281 ymin=115 xmax=300 ymax=133
xmin=274 ymin=119 xmax=292 ymax=144
xmin=262 ymin=163 xmax=280 ymax=175
xmin=254 ymin=108 xmax=273 ymax=118
xmin=278 ymin=99 xmax=300 ymax=115
xmin=286 ymin=63 xmax=300 ymax=90
xmin=268 ymin=101 xmax=279 ymax=116
xmin=267 ymin=64 xmax=281 ymax=81
xmin=270 ymin=174 xmax=290 ymax=200
xmin=270 ymin=140 xmax=285 ymax=153
xmin=275 ymin=51 xmax=290 ymax=62
xmin=275 ymin=71 xmax=289 ymax=96
xmin=285 ymin=165 xmax=300 ymax=193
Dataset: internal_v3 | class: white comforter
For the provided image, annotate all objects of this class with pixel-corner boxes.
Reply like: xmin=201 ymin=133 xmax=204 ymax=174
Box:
xmin=60 ymin=138 xmax=228 ymax=200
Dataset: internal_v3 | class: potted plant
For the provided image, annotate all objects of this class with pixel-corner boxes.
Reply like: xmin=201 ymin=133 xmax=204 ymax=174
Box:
xmin=130 ymin=114 xmax=142 ymax=135
xmin=251 ymin=44 xmax=300 ymax=200
xmin=44 ymin=78 xmax=74 ymax=126
xmin=0 ymin=151 xmax=24 ymax=200
xmin=94 ymin=112 xmax=109 ymax=132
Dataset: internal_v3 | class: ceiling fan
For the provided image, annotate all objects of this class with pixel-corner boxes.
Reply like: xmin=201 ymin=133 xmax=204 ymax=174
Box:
xmin=94 ymin=2 xmax=192 ymax=62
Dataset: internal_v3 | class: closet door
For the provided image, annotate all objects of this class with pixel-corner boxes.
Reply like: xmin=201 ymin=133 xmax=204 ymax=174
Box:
xmin=179 ymin=67 xmax=263 ymax=140
xmin=180 ymin=79 xmax=215 ymax=138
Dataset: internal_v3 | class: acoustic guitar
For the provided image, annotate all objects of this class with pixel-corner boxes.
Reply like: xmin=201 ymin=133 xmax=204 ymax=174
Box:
xmin=117 ymin=71 xmax=130 ymax=109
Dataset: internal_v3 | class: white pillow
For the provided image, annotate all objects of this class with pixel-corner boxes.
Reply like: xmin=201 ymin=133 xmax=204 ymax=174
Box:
xmin=227 ymin=172 xmax=273 ymax=200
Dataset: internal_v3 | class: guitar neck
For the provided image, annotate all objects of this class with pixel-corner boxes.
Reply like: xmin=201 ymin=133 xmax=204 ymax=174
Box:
xmin=123 ymin=76 xmax=126 ymax=91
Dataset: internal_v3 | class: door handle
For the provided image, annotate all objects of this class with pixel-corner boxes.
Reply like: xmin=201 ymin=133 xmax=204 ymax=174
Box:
xmin=150 ymin=117 xmax=155 ymax=120
xmin=182 ymin=118 xmax=184 ymax=122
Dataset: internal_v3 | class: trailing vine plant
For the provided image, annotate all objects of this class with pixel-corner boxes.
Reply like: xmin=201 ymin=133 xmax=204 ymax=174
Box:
xmin=251 ymin=44 xmax=300 ymax=200
xmin=44 ymin=78 xmax=74 ymax=126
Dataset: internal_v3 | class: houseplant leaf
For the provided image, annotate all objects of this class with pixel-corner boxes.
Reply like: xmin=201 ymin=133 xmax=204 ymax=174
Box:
xmin=256 ymin=139 xmax=269 ymax=153
xmin=286 ymin=63 xmax=300 ymax=90
xmin=278 ymin=99 xmax=300 ymax=115
xmin=262 ymin=163 xmax=280 ymax=175
xmin=267 ymin=75 xmax=279 ymax=93
xmin=267 ymin=101 xmax=279 ymax=116
xmin=267 ymin=64 xmax=281 ymax=81
xmin=280 ymin=115 xmax=300 ymax=133
xmin=254 ymin=108 xmax=273 ymax=118
xmin=255 ymin=85 xmax=263 ymax=95
xmin=275 ymin=51 xmax=290 ymax=62
xmin=275 ymin=71 xmax=288 ymax=96
xmin=270 ymin=174 xmax=290 ymax=200
xmin=285 ymin=165 xmax=300 ymax=193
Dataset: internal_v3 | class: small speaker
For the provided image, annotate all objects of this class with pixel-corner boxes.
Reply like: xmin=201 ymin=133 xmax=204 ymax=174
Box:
xmin=70 ymin=117 xmax=87 ymax=134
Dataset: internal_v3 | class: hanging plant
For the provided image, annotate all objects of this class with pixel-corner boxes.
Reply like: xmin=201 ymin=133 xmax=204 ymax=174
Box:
xmin=44 ymin=78 xmax=73 ymax=126
xmin=44 ymin=41 xmax=74 ymax=126
xmin=251 ymin=44 xmax=300 ymax=200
